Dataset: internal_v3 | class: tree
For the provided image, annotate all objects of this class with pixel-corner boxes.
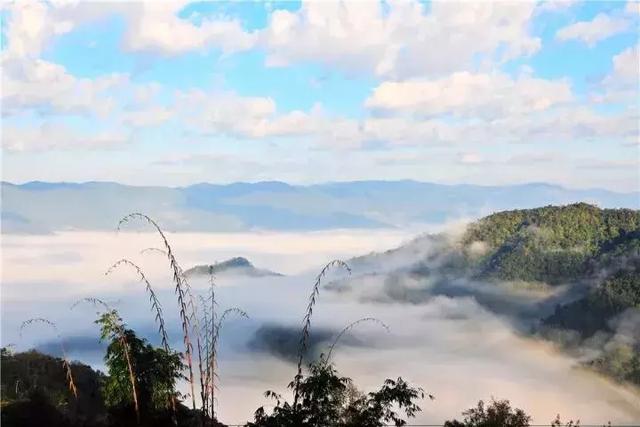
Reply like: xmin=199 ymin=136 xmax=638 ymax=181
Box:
xmin=444 ymin=398 xmax=531 ymax=427
xmin=248 ymin=358 xmax=425 ymax=427
xmin=96 ymin=310 xmax=184 ymax=422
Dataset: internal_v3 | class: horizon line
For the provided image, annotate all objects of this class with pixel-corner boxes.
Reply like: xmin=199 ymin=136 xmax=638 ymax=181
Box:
xmin=2 ymin=179 xmax=639 ymax=195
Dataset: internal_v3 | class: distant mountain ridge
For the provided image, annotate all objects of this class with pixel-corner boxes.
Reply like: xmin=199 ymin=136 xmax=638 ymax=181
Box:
xmin=2 ymin=180 xmax=639 ymax=233
xmin=183 ymin=257 xmax=283 ymax=278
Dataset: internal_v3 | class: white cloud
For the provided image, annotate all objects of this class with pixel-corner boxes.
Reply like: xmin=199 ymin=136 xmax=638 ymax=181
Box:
xmin=556 ymin=13 xmax=631 ymax=46
xmin=360 ymin=117 xmax=456 ymax=146
xmin=625 ymin=1 xmax=640 ymax=16
xmin=260 ymin=0 xmax=541 ymax=78
xmin=2 ymin=123 xmax=129 ymax=152
xmin=536 ymin=0 xmax=578 ymax=12
xmin=488 ymin=106 xmax=639 ymax=146
xmin=594 ymin=44 xmax=640 ymax=105
xmin=1 ymin=55 xmax=173 ymax=128
xmin=458 ymin=152 xmax=485 ymax=165
xmin=121 ymin=106 xmax=173 ymax=128
xmin=609 ymin=44 xmax=640 ymax=85
xmin=1 ymin=58 xmax=126 ymax=117
xmin=1 ymin=0 xmax=73 ymax=58
xmin=174 ymin=90 xmax=363 ymax=145
xmin=1 ymin=1 xmax=256 ymax=59
xmin=0 ymin=0 xmax=133 ymax=59
xmin=366 ymin=72 xmax=573 ymax=119
xmin=121 ymin=2 xmax=256 ymax=54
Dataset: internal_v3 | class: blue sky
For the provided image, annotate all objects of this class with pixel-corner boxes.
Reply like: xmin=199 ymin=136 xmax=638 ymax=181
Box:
xmin=1 ymin=0 xmax=638 ymax=191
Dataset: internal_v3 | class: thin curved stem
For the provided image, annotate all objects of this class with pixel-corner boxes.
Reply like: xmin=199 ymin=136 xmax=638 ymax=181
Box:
xmin=326 ymin=317 xmax=390 ymax=362
xmin=118 ymin=213 xmax=197 ymax=411
xmin=19 ymin=318 xmax=78 ymax=399
xmin=293 ymin=260 xmax=350 ymax=409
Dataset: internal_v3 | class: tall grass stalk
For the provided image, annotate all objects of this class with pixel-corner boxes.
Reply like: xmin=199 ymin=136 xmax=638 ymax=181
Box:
xmin=293 ymin=260 xmax=350 ymax=409
xmin=118 ymin=213 xmax=197 ymax=411
xmin=325 ymin=317 xmax=390 ymax=362
xmin=199 ymin=295 xmax=213 ymax=419
xmin=19 ymin=318 xmax=78 ymax=399
xmin=200 ymin=266 xmax=217 ymax=422
xmin=138 ymin=247 xmax=179 ymax=424
xmin=105 ymin=259 xmax=170 ymax=351
xmin=209 ymin=307 xmax=248 ymax=422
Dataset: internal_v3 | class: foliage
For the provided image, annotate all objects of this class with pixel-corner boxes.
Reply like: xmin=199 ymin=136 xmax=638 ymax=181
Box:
xmin=444 ymin=398 xmax=531 ymax=427
xmin=462 ymin=203 xmax=640 ymax=284
xmin=588 ymin=343 xmax=640 ymax=385
xmin=543 ymin=263 xmax=640 ymax=338
xmin=96 ymin=311 xmax=183 ymax=417
xmin=1 ymin=388 xmax=79 ymax=427
xmin=0 ymin=347 xmax=106 ymax=423
xmin=550 ymin=414 xmax=581 ymax=427
xmin=248 ymin=359 xmax=425 ymax=427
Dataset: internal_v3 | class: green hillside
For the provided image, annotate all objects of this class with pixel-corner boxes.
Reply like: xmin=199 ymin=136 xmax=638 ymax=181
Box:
xmin=462 ymin=203 xmax=640 ymax=284
xmin=0 ymin=348 xmax=107 ymax=426
xmin=458 ymin=204 xmax=640 ymax=385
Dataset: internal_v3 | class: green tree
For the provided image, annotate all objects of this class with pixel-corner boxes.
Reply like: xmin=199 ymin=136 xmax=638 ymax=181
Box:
xmin=444 ymin=398 xmax=531 ymax=427
xmin=249 ymin=359 xmax=425 ymax=427
xmin=96 ymin=310 xmax=183 ymax=420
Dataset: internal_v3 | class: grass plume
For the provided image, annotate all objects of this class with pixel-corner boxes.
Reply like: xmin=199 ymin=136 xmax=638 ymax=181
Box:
xmin=293 ymin=260 xmax=351 ymax=409
xmin=70 ymin=297 xmax=111 ymax=312
xmin=105 ymin=258 xmax=170 ymax=351
xmin=118 ymin=213 xmax=197 ymax=411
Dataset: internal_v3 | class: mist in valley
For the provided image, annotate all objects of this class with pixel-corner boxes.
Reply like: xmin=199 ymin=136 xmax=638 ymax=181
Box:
xmin=2 ymin=228 xmax=639 ymax=425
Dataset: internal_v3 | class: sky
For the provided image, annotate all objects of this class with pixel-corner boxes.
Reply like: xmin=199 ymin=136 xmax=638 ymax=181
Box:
xmin=1 ymin=0 xmax=639 ymax=191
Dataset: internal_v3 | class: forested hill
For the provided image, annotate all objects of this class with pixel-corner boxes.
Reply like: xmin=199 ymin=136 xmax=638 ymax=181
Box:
xmin=344 ymin=203 xmax=640 ymax=386
xmin=462 ymin=205 xmax=639 ymax=385
xmin=462 ymin=203 xmax=640 ymax=284
xmin=183 ymin=257 xmax=283 ymax=277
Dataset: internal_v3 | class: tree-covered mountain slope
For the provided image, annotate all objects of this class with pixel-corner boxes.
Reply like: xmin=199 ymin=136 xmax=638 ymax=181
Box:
xmin=462 ymin=203 xmax=640 ymax=284
xmin=338 ymin=203 xmax=640 ymax=386
xmin=0 ymin=348 xmax=106 ymax=424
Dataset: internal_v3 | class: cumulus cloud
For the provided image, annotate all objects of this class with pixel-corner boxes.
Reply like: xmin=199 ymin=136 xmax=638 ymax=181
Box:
xmin=121 ymin=1 xmax=256 ymax=55
xmin=366 ymin=72 xmax=573 ymax=119
xmin=121 ymin=106 xmax=174 ymax=128
xmin=625 ymin=1 xmax=640 ymax=16
xmin=1 ymin=58 xmax=125 ymax=118
xmin=2 ymin=123 xmax=129 ymax=152
xmin=0 ymin=0 xmax=541 ymax=77
xmin=536 ymin=0 xmax=578 ymax=12
xmin=0 ymin=0 xmax=637 ymax=189
xmin=596 ymin=44 xmax=640 ymax=106
xmin=259 ymin=0 xmax=541 ymax=78
xmin=1 ymin=0 xmax=74 ymax=58
xmin=1 ymin=1 xmax=255 ymax=58
xmin=556 ymin=13 xmax=632 ymax=46
xmin=174 ymin=90 xmax=363 ymax=145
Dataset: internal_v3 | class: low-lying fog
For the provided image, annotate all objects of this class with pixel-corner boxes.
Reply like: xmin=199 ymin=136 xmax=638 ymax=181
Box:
xmin=2 ymin=230 xmax=639 ymax=425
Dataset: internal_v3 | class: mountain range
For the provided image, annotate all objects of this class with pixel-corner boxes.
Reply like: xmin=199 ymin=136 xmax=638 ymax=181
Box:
xmin=2 ymin=180 xmax=639 ymax=233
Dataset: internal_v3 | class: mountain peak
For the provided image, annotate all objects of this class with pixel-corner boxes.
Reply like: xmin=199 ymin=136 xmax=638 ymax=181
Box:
xmin=184 ymin=257 xmax=282 ymax=278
